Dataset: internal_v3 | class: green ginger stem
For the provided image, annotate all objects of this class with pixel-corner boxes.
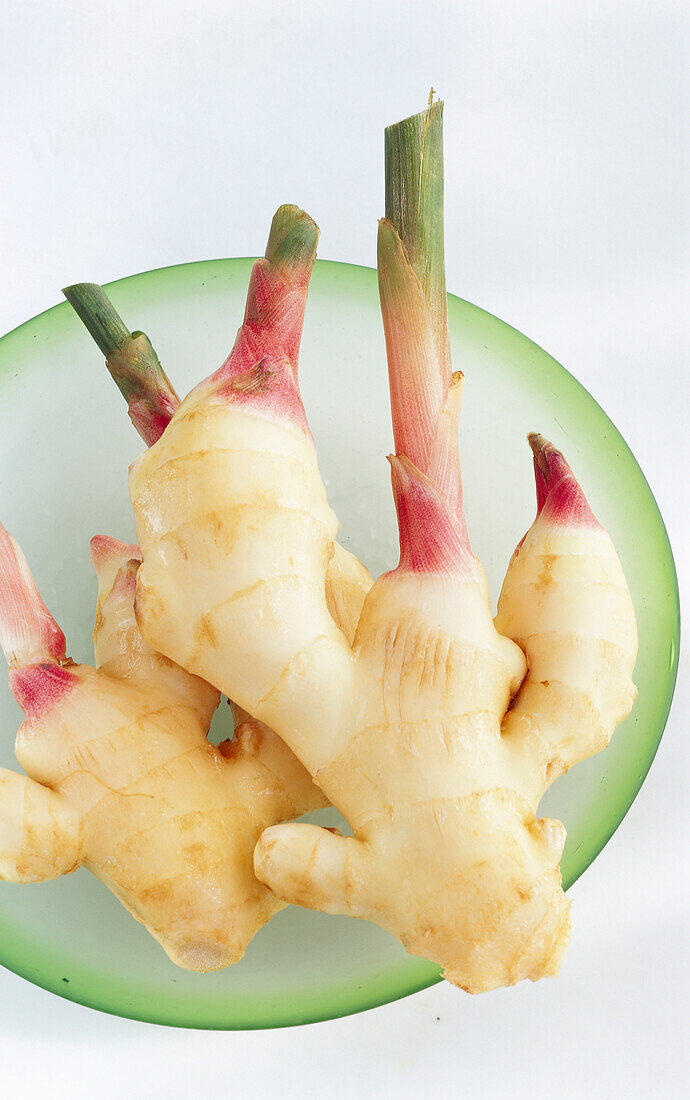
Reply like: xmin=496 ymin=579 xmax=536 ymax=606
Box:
xmin=63 ymin=283 xmax=179 ymax=447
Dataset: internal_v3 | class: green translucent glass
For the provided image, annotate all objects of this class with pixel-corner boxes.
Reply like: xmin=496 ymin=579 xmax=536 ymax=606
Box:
xmin=0 ymin=259 xmax=678 ymax=1029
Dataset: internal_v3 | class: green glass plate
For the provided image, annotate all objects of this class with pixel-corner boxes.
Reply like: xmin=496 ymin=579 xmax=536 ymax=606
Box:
xmin=0 ymin=259 xmax=679 ymax=1028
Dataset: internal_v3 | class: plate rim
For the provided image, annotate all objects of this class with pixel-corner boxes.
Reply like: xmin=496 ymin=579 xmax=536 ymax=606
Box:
xmin=0 ymin=256 xmax=680 ymax=1029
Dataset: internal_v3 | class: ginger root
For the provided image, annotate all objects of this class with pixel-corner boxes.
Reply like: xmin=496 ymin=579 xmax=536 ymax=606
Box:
xmin=0 ymin=527 xmax=325 ymax=969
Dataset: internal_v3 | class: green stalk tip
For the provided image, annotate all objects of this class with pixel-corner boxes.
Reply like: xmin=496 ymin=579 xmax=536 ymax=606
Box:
xmin=62 ymin=283 xmax=131 ymax=358
xmin=265 ymin=205 xmax=320 ymax=280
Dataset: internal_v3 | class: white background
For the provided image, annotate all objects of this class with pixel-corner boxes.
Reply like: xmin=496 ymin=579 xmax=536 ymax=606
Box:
xmin=0 ymin=1 xmax=688 ymax=1096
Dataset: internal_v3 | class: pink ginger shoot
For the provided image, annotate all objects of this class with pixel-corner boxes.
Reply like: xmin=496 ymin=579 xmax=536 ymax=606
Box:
xmin=9 ymin=664 xmax=76 ymax=719
xmin=390 ymin=455 xmax=474 ymax=575
xmin=379 ymin=97 xmax=471 ymax=575
xmin=528 ymin=433 xmax=600 ymax=531
xmin=0 ymin=523 xmax=66 ymax=668
xmin=0 ymin=523 xmax=76 ymax=716
xmin=206 ymin=205 xmax=319 ymax=434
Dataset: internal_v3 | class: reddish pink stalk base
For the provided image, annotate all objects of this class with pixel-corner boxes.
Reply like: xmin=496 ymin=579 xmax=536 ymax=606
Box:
xmin=390 ymin=455 xmax=475 ymax=575
xmin=9 ymin=663 xmax=77 ymax=718
xmin=530 ymin=434 xmax=600 ymax=530
xmin=213 ymin=359 xmax=309 ymax=434
xmin=205 ymin=259 xmax=311 ymax=435
xmin=129 ymin=396 xmax=179 ymax=449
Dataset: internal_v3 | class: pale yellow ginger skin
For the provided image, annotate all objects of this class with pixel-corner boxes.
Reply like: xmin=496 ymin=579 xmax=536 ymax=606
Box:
xmin=0 ymin=537 xmax=325 ymax=970
xmin=0 ymin=769 xmax=82 ymax=883
xmin=301 ymin=569 xmax=575 ymax=991
xmin=497 ymin=517 xmax=638 ymax=802
xmin=259 ymin=480 xmax=636 ymax=992
xmin=128 ymin=387 xmax=639 ymax=992
xmin=326 ymin=542 xmax=373 ymax=646
xmin=132 ymin=391 xmax=359 ymax=773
